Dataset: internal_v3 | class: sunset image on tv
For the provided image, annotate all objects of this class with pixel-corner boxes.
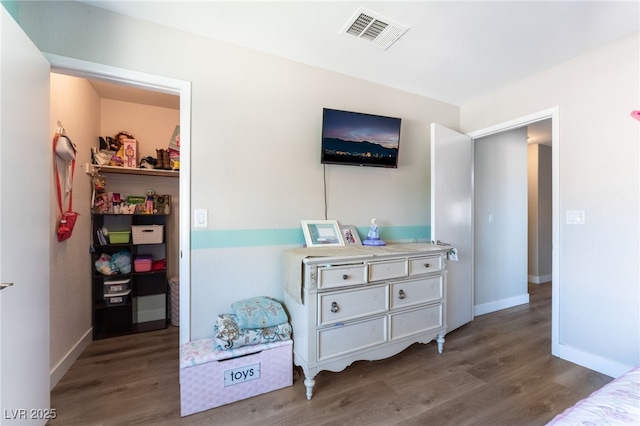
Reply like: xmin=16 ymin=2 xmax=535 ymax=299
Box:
xmin=321 ymin=108 xmax=401 ymax=168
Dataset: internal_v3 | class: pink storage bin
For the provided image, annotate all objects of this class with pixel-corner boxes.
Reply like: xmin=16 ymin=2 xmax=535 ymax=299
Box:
xmin=134 ymin=255 xmax=153 ymax=272
xmin=180 ymin=339 xmax=293 ymax=416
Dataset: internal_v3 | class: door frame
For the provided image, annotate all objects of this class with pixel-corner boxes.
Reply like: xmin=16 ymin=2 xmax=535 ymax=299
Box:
xmin=467 ymin=106 xmax=559 ymax=355
xmin=45 ymin=53 xmax=192 ymax=345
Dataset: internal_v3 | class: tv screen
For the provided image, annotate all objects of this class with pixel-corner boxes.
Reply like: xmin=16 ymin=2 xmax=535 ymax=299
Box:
xmin=321 ymin=108 xmax=401 ymax=168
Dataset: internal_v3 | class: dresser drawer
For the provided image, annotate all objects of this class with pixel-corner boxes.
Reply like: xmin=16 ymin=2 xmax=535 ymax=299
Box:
xmin=318 ymin=316 xmax=387 ymax=360
xmin=318 ymin=264 xmax=367 ymax=289
xmin=368 ymin=259 xmax=407 ymax=282
xmin=408 ymin=255 xmax=443 ymax=275
xmin=390 ymin=276 xmax=443 ymax=310
xmin=318 ymin=284 xmax=387 ymax=326
xmin=389 ymin=304 xmax=443 ymax=341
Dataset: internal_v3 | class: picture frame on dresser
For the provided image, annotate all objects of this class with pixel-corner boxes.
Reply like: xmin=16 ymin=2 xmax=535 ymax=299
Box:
xmin=301 ymin=220 xmax=344 ymax=247
xmin=340 ymin=225 xmax=361 ymax=245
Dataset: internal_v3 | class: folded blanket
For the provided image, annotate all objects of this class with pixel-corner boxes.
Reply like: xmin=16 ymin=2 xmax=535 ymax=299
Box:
xmin=231 ymin=296 xmax=288 ymax=329
xmin=214 ymin=313 xmax=291 ymax=350
xmin=181 ymin=338 xmax=292 ymax=368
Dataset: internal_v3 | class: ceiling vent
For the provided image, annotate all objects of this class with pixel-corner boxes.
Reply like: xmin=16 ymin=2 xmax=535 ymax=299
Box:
xmin=341 ymin=8 xmax=409 ymax=50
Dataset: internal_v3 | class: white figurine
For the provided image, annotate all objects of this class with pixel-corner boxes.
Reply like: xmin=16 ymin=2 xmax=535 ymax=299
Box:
xmin=363 ymin=218 xmax=385 ymax=246
xmin=367 ymin=218 xmax=379 ymax=240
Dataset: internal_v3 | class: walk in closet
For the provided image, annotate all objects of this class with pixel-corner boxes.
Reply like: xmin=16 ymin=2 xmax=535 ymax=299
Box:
xmin=51 ymin=74 xmax=180 ymax=340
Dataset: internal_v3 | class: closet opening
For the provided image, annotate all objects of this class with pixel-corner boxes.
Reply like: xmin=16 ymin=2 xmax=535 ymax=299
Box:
xmin=47 ymin=54 xmax=191 ymax=393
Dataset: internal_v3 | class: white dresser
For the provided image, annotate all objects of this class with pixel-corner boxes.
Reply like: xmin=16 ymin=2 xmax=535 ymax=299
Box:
xmin=283 ymin=243 xmax=448 ymax=400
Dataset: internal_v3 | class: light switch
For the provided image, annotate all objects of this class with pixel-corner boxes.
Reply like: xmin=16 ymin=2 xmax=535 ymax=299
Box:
xmin=566 ymin=210 xmax=585 ymax=225
xmin=194 ymin=209 xmax=207 ymax=228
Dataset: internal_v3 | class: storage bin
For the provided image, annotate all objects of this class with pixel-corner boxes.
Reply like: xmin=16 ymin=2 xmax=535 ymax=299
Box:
xmin=180 ymin=339 xmax=293 ymax=416
xmin=103 ymin=278 xmax=131 ymax=295
xmin=132 ymin=225 xmax=164 ymax=244
xmin=104 ymin=289 xmax=131 ymax=306
xmin=134 ymin=255 xmax=153 ymax=272
xmin=108 ymin=231 xmax=131 ymax=244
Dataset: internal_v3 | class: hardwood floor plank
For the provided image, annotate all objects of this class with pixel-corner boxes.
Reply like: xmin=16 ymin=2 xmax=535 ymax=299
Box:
xmin=49 ymin=283 xmax=613 ymax=426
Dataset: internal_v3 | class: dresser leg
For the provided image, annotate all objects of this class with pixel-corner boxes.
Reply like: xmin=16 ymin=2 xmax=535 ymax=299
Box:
xmin=436 ymin=333 xmax=445 ymax=353
xmin=304 ymin=376 xmax=316 ymax=400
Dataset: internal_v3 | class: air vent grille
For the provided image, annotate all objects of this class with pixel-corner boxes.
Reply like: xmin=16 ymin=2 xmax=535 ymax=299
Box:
xmin=342 ymin=8 xmax=409 ymax=50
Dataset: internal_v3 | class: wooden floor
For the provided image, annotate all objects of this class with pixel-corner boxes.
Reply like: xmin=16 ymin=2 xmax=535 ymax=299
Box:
xmin=49 ymin=283 xmax=612 ymax=426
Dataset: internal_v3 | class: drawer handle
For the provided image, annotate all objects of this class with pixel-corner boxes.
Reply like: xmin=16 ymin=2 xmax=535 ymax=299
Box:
xmin=342 ymin=274 xmax=349 ymax=280
xmin=398 ymin=289 xmax=406 ymax=300
xmin=330 ymin=301 xmax=340 ymax=313
xmin=424 ymin=263 xmax=430 ymax=268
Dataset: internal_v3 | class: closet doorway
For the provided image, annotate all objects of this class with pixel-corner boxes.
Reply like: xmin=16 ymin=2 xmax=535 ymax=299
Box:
xmin=47 ymin=54 xmax=191 ymax=388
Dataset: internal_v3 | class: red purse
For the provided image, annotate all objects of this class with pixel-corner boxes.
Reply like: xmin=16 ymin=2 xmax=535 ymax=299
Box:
xmin=53 ymin=124 xmax=80 ymax=242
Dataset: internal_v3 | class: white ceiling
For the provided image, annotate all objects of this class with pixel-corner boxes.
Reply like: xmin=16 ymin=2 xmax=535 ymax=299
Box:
xmin=79 ymin=1 xmax=639 ymax=105
xmin=88 ymin=79 xmax=180 ymax=109
xmin=78 ymin=1 xmax=639 ymax=145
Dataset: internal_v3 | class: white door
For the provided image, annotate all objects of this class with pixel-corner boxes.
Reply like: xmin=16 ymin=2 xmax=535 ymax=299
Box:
xmin=430 ymin=123 xmax=474 ymax=333
xmin=0 ymin=8 xmax=51 ymax=425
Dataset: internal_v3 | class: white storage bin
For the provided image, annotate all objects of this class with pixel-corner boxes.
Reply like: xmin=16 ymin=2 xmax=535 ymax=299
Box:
xmin=132 ymin=225 xmax=164 ymax=244
xmin=103 ymin=278 xmax=131 ymax=295
xmin=104 ymin=289 xmax=132 ymax=306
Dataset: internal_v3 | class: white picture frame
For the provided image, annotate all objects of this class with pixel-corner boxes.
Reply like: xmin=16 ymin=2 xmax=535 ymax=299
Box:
xmin=301 ymin=220 xmax=345 ymax=247
xmin=340 ymin=225 xmax=362 ymax=245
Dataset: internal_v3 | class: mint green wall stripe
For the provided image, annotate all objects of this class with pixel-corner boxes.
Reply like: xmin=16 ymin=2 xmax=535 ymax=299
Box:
xmin=192 ymin=225 xmax=430 ymax=249
xmin=375 ymin=225 xmax=431 ymax=242
xmin=2 ymin=1 xmax=20 ymax=20
xmin=192 ymin=228 xmax=303 ymax=249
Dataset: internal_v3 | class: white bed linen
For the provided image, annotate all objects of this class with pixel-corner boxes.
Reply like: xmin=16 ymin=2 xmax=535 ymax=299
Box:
xmin=547 ymin=366 xmax=640 ymax=425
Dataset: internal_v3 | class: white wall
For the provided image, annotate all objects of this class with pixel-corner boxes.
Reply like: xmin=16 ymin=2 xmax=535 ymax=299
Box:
xmin=461 ymin=33 xmax=640 ymax=376
xmin=527 ymin=144 xmax=540 ymax=279
xmin=537 ymin=145 xmax=552 ymax=279
xmin=100 ymin=99 xmax=179 ymax=160
xmin=528 ymin=144 xmax=552 ymax=283
xmin=49 ymin=73 xmax=98 ymax=387
xmin=474 ymin=128 xmax=529 ymax=315
xmin=19 ymin=2 xmax=459 ymax=343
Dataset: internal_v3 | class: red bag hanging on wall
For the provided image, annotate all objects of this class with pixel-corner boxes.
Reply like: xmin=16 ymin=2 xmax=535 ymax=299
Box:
xmin=53 ymin=124 xmax=80 ymax=242
xmin=57 ymin=211 xmax=79 ymax=242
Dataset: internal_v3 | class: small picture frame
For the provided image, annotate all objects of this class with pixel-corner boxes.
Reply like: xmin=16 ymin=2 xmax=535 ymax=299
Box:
xmin=340 ymin=225 xmax=362 ymax=245
xmin=301 ymin=220 xmax=345 ymax=247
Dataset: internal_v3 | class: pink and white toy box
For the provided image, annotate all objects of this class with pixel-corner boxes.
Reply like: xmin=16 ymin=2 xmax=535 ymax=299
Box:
xmin=122 ymin=138 xmax=137 ymax=168
xmin=180 ymin=339 xmax=293 ymax=416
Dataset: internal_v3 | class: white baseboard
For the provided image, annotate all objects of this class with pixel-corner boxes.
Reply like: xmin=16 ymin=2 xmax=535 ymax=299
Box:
xmin=528 ymin=274 xmax=552 ymax=284
xmin=474 ymin=293 xmax=530 ymax=316
xmin=555 ymin=342 xmax=632 ymax=379
xmin=50 ymin=328 xmax=92 ymax=390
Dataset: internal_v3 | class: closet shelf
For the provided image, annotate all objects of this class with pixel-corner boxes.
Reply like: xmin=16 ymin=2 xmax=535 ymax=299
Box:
xmin=87 ymin=164 xmax=179 ymax=178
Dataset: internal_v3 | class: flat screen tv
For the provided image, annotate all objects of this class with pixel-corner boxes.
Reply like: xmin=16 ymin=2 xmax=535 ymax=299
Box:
xmin=321 ymin=108 xmax=401 ymax=168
